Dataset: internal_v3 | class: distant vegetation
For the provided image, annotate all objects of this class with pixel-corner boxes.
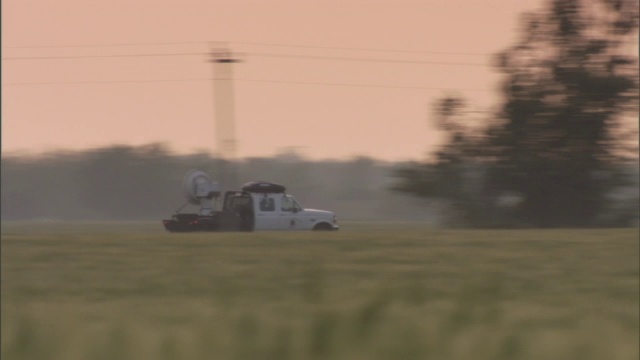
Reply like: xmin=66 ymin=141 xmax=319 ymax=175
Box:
xmin=0 ymin=144 xmax=435 ymax=223
xmin=1 ymin=141 xmax=637 ymax=227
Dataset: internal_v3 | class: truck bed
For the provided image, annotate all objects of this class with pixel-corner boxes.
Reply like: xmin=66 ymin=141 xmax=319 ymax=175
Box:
xmin=162 ymin=211 xmax=253 ymax=232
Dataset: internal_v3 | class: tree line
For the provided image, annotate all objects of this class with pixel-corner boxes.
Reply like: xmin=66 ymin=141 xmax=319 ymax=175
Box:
xmin=0 ymin=145 xmax=435 ymax=223
xmin=1 ymin=141 xmax=636 ymax=226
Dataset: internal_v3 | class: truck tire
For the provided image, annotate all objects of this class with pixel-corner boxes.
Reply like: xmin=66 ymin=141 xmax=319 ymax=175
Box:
xmin=313 ymin=222 xmax=333 ymax=231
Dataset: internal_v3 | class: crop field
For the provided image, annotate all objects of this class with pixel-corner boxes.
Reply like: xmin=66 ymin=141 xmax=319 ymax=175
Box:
xmin=1 ymin=222 xmax=638 ymax=360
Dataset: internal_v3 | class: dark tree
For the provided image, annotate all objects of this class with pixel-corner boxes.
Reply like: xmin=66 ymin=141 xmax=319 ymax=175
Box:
xmin=394 ymin=97 xmax=499 ymax=226
xmin=396 ymin=0 xmax=639 ymax=228
xmin=490 ymin=0 xmax=638 ymax=227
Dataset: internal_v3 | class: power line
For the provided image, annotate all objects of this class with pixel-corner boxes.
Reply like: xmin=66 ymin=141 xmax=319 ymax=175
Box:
xmin=2 ymin=77 xmax=492 ymax=92
xmin=4 ymin=39 xmax=636 ymax=57
xmin=9 ymin=76 xmax=628 ymax=93
xmin=2 ymin=41 xmax=207 ymax=49
xmin=237 ymin=78 xmax=490 ymax=92
xmin=2 ymin=51 xmax=487 ymax=66
xmin=2 ymin=78 xmax=210 ymax=86
xmin=3 ymin=40 xmax=491 ymax=57
xmin=236 ymin=41 xmax=490 ymax=56
xmin=248 ymin=52 xmax=487 ymax=66
xmin=2 ymin=52 xmax=205 ymax=60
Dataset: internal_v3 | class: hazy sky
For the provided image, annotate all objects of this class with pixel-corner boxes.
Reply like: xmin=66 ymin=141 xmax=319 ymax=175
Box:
xmin=3 ymin=0 xmax=544 ymax=161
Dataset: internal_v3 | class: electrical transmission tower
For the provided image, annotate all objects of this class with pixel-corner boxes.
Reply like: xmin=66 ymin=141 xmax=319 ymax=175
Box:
xmin=210 ymin=43 xmax=240 ymax=189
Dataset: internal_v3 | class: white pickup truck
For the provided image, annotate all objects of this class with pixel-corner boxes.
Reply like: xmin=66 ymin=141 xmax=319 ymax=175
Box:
xmin=162 ymin=172 xmax=339 ymax=232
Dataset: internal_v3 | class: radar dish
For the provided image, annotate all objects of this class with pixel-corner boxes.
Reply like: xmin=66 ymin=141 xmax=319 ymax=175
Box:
xmin=182 ymin=169 xmax=220 ymax=205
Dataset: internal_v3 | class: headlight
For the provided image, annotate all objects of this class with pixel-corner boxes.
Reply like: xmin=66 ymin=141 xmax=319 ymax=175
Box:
xmin=333 ymin=215 xmax=338 ymax=224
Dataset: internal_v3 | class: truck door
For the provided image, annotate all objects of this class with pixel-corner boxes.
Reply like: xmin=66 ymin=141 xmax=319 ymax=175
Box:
xmin=253 ymin=195 xmax=280 ymax=230
xmin=279 ymin=195 xmax=304 ymax=230
xmin=221 ymin=193 xmax=254 ymax=231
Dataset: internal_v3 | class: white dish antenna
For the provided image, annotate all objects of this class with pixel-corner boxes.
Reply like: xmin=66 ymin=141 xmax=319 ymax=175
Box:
xmin=182 ymin=169 xmax=220 ymax=215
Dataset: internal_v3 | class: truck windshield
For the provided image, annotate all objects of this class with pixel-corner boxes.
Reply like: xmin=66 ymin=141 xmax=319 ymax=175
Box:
xmin=281 ymin=195 xmax=302 ymax=212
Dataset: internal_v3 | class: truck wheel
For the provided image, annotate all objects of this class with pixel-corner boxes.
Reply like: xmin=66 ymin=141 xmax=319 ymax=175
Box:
xmin=313 ymin=222 xmax=333 ymax=231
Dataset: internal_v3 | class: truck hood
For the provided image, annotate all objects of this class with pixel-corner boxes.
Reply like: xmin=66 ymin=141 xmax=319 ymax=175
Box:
xmin=301 ymin=209 xmax=334 ymax=218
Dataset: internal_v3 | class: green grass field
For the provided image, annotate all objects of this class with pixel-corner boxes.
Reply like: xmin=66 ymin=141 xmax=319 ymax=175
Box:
xmin=1 ymin=222 xmax=638 ymax=360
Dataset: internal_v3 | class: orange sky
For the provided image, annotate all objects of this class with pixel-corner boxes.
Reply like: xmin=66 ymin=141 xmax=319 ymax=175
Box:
xmin=2 ymin=0 xmax=544 ymax=161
